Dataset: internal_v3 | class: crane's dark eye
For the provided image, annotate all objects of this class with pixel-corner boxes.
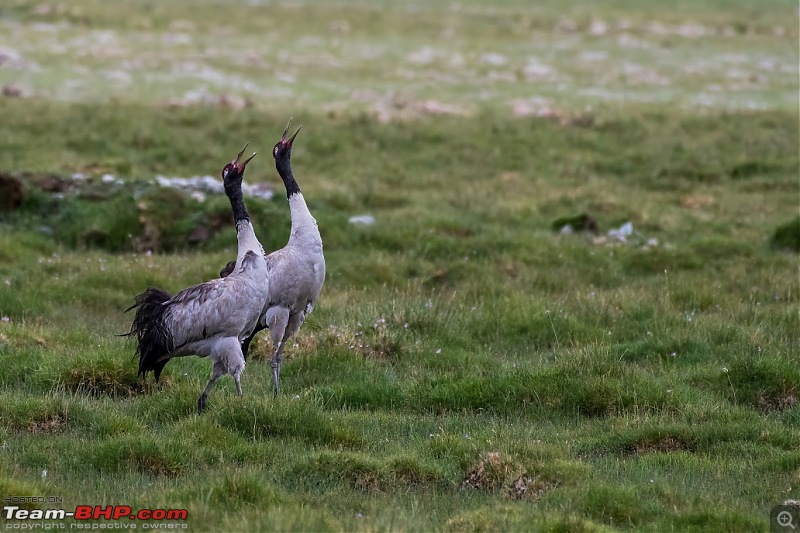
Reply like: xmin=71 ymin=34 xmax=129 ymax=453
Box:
xmin=222 ymin=163 xmax=233 ymax=178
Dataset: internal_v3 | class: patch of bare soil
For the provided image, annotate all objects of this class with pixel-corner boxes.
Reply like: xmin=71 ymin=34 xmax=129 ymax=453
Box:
xmin=633 ymin=436 xmax=688 ymax=455
xmin=27 ymin=413 xmax=67 ymax=434
xmin=66 ymin=367 xmax=168 ymax=398
xmin=462 ymin=452 xmax=514 ymax=491
xmin=507 ymin=475 xmax=556 ymax=501
xmin=137 ymin=455 xmax=181 ymax=477
xmin=757 ymin=387 xmax=798 ymax=413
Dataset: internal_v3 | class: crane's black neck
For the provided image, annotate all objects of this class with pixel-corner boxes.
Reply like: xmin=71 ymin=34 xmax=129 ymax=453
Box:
xmin=276 ymin=157 xmax=301 ymax=199
xmin=224 ymin=178 xmax=250 ymax=222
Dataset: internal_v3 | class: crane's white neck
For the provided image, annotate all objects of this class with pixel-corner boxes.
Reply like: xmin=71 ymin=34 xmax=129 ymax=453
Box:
xmin=236 ymin=220 xmax=265 ymax=260
xmin=287 ymin=193 xmax=321 ymax=247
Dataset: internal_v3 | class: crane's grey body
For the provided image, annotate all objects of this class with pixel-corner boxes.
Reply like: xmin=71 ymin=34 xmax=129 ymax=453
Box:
xmin=164 ymin=246 xmax=267 ymax=359
xmin=224 ymin=121 xmax=325 ymax=396
xmin=127 ymin=148 xmax=266 ymax=412
xmin=159 ymin=243 xmax=266 ymax=406
xmin=260 ymin=192 xmax=325 ymax=394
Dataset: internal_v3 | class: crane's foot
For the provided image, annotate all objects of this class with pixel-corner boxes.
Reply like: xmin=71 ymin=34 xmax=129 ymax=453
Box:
xmin=197 ymin=394 xmax=207 ymax=414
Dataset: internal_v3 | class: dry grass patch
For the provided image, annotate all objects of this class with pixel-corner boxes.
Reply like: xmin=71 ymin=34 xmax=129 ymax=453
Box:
xmin=463 ymin=451 xmax=561 ymax=501
xmin=64 ymin=366 xmax=169 ymax=398
xmin=757 ymin=386 xmax=798 ymax=413
xmin=462 ymin=452 xmax=516 ymax=491
xmin=507 ymin=474 xmax=557 ymax=502
xmin=27 ymin=412 xmax=67 ymax=434
xmin=633 ymin=436 xmax=689 ymax=455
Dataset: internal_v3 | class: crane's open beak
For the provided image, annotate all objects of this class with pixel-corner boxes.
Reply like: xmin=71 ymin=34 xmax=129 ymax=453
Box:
xmin=281 ymin=118 xmax=302 ymax=145
xmin=234 ymin=143 xmax=257 ymax=170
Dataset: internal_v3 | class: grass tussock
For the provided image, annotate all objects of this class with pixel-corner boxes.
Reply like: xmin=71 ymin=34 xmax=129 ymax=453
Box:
xmin=292 ymin=451 xmax=445 ymax=493
xmin=83 ymin=436 xmax=187 ymax=476
xmin=461 ymin=451 xmax=563 ymax=503
xmin=0 ymin=478 xmax=41 ymax=510
xmin=689 ymin=356 xmax=800 ymax=413
xmin=577 ymin=484 xmax=652 ymax=527
xmin=62 ymin=367 xmax=156 ymax=398
xmin=0 ymin=396 xmax=69 ymax=433
xmin=207 ymin=474 xmax=284 ymax=509
xmin=771 ymin=216 xmax=800 ymax=252
xmin=213 ymin=397 xmax=364 ymax=449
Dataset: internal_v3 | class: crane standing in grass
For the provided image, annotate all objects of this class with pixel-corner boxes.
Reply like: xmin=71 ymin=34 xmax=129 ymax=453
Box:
xmin=126 ymin=145 xmax=269 ymax=412
xmin=220 ymin=119 xmax=325 ymax=396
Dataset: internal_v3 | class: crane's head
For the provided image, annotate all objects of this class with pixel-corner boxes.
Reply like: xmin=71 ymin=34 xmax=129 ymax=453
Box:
xmin=221 ymin=143 xmax=257 ymax=183
xmin=273 ymin=118 xmax=301 ymax=162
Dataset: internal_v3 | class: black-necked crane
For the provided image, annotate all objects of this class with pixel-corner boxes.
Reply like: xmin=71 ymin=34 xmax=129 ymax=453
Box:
xmin=221 ymin=119 xmax=325 ymax=396
xmin=126 ymin=145 xmax=269 ymax=412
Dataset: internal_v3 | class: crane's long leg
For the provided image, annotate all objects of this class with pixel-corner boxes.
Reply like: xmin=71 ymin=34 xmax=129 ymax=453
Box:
xmin=198 ymin=360 xmax=226 ymax=413
xmin=284 ymin=311 xmax=305 ymax=342
xmin=224 ymin=337 xmax=246 ymax=396
xmin=270 ymin=311 xmax=305 ymax=396
xmin=234 ymin=368 xmax=243 ymax=396
xmin=271 ymin=333 xmax=290 ymax=397
xmin=265 ymin=307 xmax=289 ymax=396
xmin=198 ymin=338 xmax=246 ymax=412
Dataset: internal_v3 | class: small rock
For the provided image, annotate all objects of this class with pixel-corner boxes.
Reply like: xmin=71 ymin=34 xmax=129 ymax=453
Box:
xmin=419 ymin=100 xmax=469 ymax=116
xmin=2 ymin=85 xmax=22 ymax=98
xmin=349 ymin=214 xmax=375 ymax=226
xmin=241 ymin=181 xmax=273 ymax=200
xmin=608 ymin=221 xmax=633 ymax=242
xmin=480 ymin=53 xmax=507 ymax=66
xmin=32 ymin=4 xmax=52 ymax=15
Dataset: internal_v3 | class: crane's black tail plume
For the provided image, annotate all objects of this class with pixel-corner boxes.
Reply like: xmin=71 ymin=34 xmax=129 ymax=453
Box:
xmin=125 ymin=287 xmax=174 ymax=381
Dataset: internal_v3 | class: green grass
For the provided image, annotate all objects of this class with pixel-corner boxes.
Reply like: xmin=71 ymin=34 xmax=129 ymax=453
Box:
xmin=0 ymin=0 xmax=798 ymax=531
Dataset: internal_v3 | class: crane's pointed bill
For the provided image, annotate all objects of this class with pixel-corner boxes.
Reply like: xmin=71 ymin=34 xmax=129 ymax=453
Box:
xmin=281 ymin=118 xmax=293 ymax=141
xmin=240 ymin=152 xmax=257 ymax=169
xmin=287 ymin=125 xmax=302 ymax=144
xmin=234 ymin=143 xmax=250 ymax=164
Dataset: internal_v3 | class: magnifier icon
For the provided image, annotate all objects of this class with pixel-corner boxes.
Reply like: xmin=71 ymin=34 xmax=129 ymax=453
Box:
xmin=778 ymin=510 xmax=796 ymax=529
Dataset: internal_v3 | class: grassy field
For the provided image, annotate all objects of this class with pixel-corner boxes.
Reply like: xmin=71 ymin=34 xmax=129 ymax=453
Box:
xmin=0 ymin=0 xmax=798 ymax=531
